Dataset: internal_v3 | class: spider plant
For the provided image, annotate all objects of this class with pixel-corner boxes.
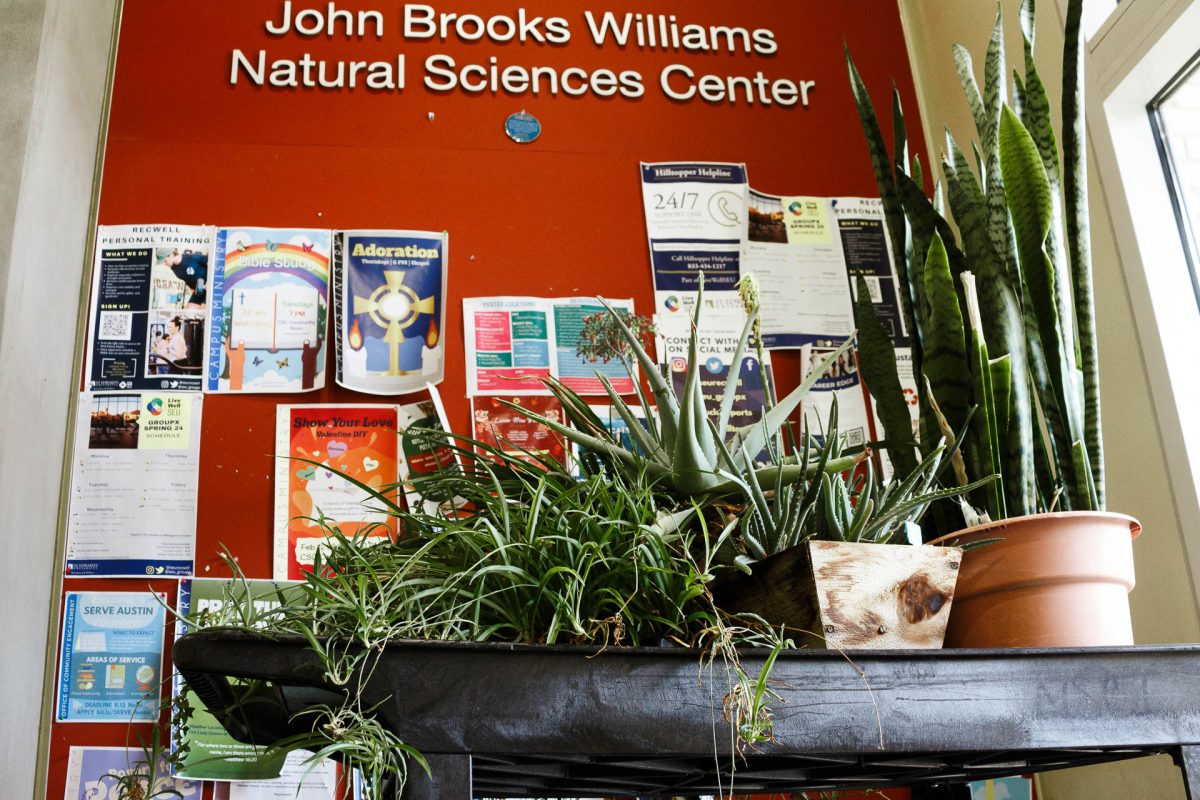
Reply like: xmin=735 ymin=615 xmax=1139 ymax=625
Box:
xmin=181 ymin=444 xmax=789 ymax=799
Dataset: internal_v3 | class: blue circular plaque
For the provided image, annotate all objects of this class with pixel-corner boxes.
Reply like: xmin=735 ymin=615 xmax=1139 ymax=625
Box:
xmin=504 ymin=111 xmax=541 ymax=143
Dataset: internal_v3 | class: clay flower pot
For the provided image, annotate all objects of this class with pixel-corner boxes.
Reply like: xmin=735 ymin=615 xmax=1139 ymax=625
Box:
xmin=935 ymin=511 xmax=1140 ymax=648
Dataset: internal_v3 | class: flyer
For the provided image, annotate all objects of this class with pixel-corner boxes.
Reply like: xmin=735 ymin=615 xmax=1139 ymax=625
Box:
xmin=655 ymin=309 xmax=774 ymax=437
xmin=84 ymin=224 xmax=214 ymax=392
xmin=226 ymin=751 xmax=338 ymax=800
xmin=832 ymin=197 xmax=911 ymax=347
xmin=800 ymin=344 xmax=872 ymax=453
xmin=207 ymin=227 xmax=331 ymax=393
xmin=463 ymin=296 xmax=553 ymax=395
xmin=274 ymin=405 xmax=400 ymax=580
xmin=471 ymin=395 xmax=568 ymax=469
xmin=64 ymin=746 xmax=200 ymax=800
xmin=65 ymin=391 xmax=202 ymax=578
xmin=334 ymin=229 xmax=447 ymax=395
xmin=551 ymin=297 xmax=637 ymax=395
xmin=56 ymin=591 xmax=167 ymax=722
xmin=173 ymin=578 xmax=302 ymax=780
xmin=741 ymin=191 xmax=856 ymax=349
xmin=398 ymin=396 xmax=465 ymax=517
xmin=463 ymin=296 xmax=636 ymax=396
xmin=832 ymin=198 xmax=920 ymax=476
xmin=569 ymin=403 xmax=654 ymax=477
xmin=640 ymin=161 xmax=747 ymax=318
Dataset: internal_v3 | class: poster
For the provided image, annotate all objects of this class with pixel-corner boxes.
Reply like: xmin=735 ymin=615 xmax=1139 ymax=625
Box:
xmin=832 ymin=198 xmax=920 ymax=476
xmin=226 ymin=751 xmax=338 ymax=800
xmin=56 ymin=591 xmax=167 ymax=722
xmin=65 ymin=392 xmax=202 ymax=578
xmin=742 ymin=191 xmax=856 ymax=349
xmin=463 ymin=296 xmax=636 ymax=396
xmin=274 ymin=405 xmax=399 ymax=580
xmin=84 ymin=224 xmax=214 ymax=392
xmin=398 ymin=397 xmax=466 ymax=518
xmin=801 ymin=344 xmax=871 ymax=453
xmin=471 ymin=395 xmax=568 ymax=469
xmin=655 ymin=309 xmax=774 ymax=437
xmin=64 ymin=746 xmax=199 ymax=800
xmin=833 ymin=197 xmax=910 ymax=347
xmin=173 ymin=578 xmax=302 ymax=780
xmin=551 ymin=297 xmax=637 ymax=395
xmin=463 ymin=296 xmax=553 ymax=394
xmin=207 ymin=227 xmax=331 ymax=393
xmin=334 ymin=230 xmax=447 ymax=395
xmin=640 ymin=161 xmax=747 ymax=319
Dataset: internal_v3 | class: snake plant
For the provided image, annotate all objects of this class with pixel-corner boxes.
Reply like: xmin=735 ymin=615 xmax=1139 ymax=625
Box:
xmin=847 ymin=0 xmax=1101 ymax=524
xmin=500 ymin=277 xmax=858 ymax=499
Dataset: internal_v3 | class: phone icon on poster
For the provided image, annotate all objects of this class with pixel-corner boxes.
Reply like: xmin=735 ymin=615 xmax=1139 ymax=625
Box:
xmin=709 ymin=191 xmax=742 ymax=227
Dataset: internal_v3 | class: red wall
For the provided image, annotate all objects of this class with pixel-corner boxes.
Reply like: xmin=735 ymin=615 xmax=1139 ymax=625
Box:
xmin=49 ymin=2 xmax=926 ymax=796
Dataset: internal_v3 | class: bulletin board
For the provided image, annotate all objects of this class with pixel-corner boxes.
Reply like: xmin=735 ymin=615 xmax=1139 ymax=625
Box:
xmin=48 ymin=1 xmax=928 ymax=797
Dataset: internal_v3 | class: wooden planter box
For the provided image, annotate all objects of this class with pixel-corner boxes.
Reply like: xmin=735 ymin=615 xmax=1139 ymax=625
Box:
xmin=714 ymin=541 xmax=962 ymax=649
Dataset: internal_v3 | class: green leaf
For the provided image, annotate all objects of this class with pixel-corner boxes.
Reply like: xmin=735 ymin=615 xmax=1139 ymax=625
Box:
xmin=853 ymin=276 xmax=918 ymax=478
xmin=920 ymin=232 xmax=971 ymax=440
xmin=731 ymin=337 xmax=855 ymax=466
xmin=953 ymin=43 xmax=989 ymax=142
xmin=962 ymin=273 xmax=1005 ymax=520
xmin=1063 ymin=0 xmax=1104 ymax=508
xmin=846 ymin=48 xmax=918 ymax=344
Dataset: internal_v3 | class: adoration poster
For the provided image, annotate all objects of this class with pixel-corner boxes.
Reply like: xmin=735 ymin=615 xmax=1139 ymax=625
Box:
xmin=335 ymin=229 xmax=448 ymax=395
xmin=273 ymin=405 xmax=400 ymax=580
xmin=207 ymin=227 xmax=331 ymax=393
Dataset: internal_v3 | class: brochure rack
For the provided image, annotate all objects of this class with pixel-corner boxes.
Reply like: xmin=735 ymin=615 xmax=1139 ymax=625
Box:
xmin=173 ymin=633 xmax=1200 ymax=798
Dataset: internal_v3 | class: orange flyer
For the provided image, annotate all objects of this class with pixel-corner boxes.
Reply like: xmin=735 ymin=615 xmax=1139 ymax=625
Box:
xmin=273 ymin=405 xmax=399 ymax=579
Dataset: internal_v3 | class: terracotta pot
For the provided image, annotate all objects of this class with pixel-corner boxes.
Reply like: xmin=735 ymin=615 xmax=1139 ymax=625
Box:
xmin=934 ymin=511 xmax=1140 ymax=648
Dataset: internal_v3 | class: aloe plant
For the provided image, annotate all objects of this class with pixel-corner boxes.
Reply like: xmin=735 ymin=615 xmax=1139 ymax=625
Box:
xmin=847 ymin=0 xmax=1101 ymax=526
xmin=501 ymin=277 xmax=859 ymax=498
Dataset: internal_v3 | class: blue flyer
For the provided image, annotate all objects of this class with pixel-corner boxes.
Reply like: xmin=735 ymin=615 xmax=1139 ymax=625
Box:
xmin=334 ymin=229 xmax=448 ymax=395
xmin=56 ymin=591 xmax=166 ymax=722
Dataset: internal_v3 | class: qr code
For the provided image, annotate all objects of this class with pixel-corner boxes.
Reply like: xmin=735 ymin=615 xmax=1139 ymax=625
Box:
xmin=98 ymin=311 xmax=132 ymax=340
xmin=846 ymin=427 xmax=866 ymax=448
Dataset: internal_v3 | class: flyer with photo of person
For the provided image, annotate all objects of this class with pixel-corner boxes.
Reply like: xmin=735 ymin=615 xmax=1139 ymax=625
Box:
xmin=334 ymin=229 xmax=448 ymax=395
xmin=64 ymin=391 xmax=202 ymax=578
xmin=207 ymin=227 xmax=331 ymax=393
xmin=84 ymin=224 xmax=214 ymax=392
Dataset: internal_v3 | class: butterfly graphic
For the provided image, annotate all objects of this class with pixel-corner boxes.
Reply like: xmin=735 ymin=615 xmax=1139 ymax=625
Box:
xmin=276 ymin=358 xmax=289 ymax=368
xmin=266 ymin=241 xmax=280 ymax=251
xmin=302 ymin=242 xmax=315 ymax=253
xmin=252 ymin=356 xmax=263 ymax=367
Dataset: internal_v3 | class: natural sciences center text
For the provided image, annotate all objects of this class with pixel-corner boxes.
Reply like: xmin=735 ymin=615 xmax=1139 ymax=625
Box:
xmin=230 ymin=2 xmax=818 ymax=107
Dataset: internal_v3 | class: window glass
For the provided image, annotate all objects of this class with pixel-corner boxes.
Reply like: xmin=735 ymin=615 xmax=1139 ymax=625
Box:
xmin=1150 ymin=52 xmax=1200 ymax=308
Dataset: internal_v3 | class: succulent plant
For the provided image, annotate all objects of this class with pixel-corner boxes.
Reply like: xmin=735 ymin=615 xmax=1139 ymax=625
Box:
xmin=500 ymin=277 xmax=858 ymax=498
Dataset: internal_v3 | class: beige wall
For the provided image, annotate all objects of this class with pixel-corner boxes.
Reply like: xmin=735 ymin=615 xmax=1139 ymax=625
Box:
xmin=899 ymin=0 xmax=1200 ymax=797
xmin=0 ymin=0 xmax=116 ymax=796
